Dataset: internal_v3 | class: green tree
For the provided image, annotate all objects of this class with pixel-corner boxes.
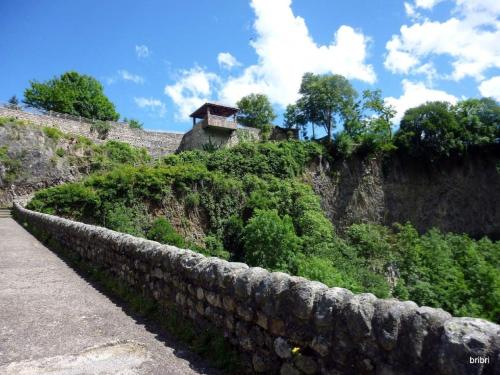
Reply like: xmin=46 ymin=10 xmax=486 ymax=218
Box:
xmin=453 ymin=98 xmax=499 ymax=147
xmin=297 ymin=73 xmax=357 ymax=141
xmin=24 ymin=71 xmax=119 ymax=121
xmin=395 ymin=101 xmax=461 ymax=158
xmin=242 ymin=209 xmax=300 ymax=271
xmin=236 ymin=93 xmax=276 ymax=130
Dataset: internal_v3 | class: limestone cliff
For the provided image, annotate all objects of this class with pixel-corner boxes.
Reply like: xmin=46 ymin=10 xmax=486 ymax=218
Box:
xmin=306 ymin=149 xmax=500 ymax=239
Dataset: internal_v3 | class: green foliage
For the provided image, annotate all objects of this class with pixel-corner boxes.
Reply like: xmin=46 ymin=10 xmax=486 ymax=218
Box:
xmin=43 ymin=126 xmax=64 ymax=140
xmin=0 ymin=146 xmax=22 ymax=184
xmin=24 ymin=71 xmax=119 ymax=121
xmin=242 ymin=209 xmax=300 ymax=271
xmin=28 ymin=138 xmax=500 ymax=322
xmin=395 ymin=99 xmax=499 ymax=159
xmin=124 ymin=118 xmax=143 ymax=130
xmin=147 ymin=217 xmax=186 ymax=247
xmin=92 ymin=140 xmax=151 ymax=169
xmin=55 ymin=148 xmax=65 ymax=157
xmin=90 ymin=120 xmax=111 ymax=140
xmin=236 ymin=93 xmax=276 ymax=129
xmin=296 ymin=73 xmax=358 ymax=140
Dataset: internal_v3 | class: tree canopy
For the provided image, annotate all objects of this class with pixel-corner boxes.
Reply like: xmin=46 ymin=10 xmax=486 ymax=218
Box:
xmin=296 ymin=73 xmax=357 ymax=141
xmin=24 ymin=71 xmax=119 ymax=121
xmin=236 ymin=93 xmax=276 ymax=129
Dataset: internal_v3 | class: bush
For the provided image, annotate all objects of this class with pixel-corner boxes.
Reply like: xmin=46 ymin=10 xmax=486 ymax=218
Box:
xmin=43 ymin=126 xmax=64 ymax=140
xmin=147 ymin=217 xmax=185 ymax=248
xmin=90 ymin=120 xmax=111 ymax=140
xmin=242 ymin=209 xmax=300 ymax=271
xmin=103 ymin=201 xmax=150 ymax=237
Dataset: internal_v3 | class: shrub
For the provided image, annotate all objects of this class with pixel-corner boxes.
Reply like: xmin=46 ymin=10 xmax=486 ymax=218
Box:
xmin=43 ymin=126 xmax=64 ymax=140
xmin=242 ymin=209 xmax=300 ymax=271
xmin=147 ymin=217 xmax=185 ymax=248
xmin=90 ymin=120 xmax=111 ymax=140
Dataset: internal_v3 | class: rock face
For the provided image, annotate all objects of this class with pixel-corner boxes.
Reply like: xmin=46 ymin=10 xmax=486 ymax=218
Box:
xmin=14 ymin=204 xmax=500 ymax=374
xmin=307 ymin=150 xmax=500 ymax=239
xmin=0 ymin=122 xmax=92 ymax=207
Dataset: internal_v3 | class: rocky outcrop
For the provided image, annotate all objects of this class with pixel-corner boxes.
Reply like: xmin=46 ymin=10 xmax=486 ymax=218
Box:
xmin=0 ymin=122 xmax=92 ymax=207
xmin=14 ymin=203 xmax=500 ymax=374
xmin=307 ymin=150 xmax=500 ymax=239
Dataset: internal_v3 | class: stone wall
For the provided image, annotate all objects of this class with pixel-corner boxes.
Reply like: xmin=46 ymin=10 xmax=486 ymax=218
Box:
xmin=13 ymin=203 xmax=500 ymax=375
xmin=178 ymin=122 xmax=261 ymax=152
xmin=0 ymin=107 xmax=184 ymax=157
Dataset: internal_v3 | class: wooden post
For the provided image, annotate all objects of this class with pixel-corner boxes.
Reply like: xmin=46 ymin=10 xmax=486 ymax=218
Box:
xmin=192 ymin=117 xmax=195 ymax=128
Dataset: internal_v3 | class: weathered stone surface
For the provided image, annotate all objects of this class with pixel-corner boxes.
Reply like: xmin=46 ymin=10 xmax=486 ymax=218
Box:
xmin=284 ymin=278 xmax=327 ymax=320
xmin=274 ymin=337 xmax=292 ymax=359
xmin=315 ymin=287 xmax=353 ymax=327
xmin=438 ymin=317 xmax=500 ymax=375
xmin=295 ymin=355 xmax=318 ymax=374
xmin=280 ymin=362 xmax=300 ymax=375
xmin=14 ymin=203 xmax=500 ymax=375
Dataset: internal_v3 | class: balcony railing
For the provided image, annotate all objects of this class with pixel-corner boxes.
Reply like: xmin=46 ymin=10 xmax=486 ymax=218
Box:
xmin=199 ymin=114 xmax=237 ymax=131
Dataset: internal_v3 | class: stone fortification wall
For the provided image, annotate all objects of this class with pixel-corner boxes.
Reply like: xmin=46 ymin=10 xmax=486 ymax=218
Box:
xmin=178 ymin=122 xmax=261 ymax=152
xmin=13 ymin=204 xmax=500 ymax=375
xmin=0 ymin=106 xmax=184 ymax=157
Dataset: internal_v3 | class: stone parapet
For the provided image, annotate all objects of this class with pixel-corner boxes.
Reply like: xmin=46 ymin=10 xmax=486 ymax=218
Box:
xmin=13 ymin=203 xmax=500 ymax=374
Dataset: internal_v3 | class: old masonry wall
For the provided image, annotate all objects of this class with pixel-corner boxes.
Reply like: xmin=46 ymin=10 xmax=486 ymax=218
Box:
xmin=13 ymin=204 xmax=500 ymax=375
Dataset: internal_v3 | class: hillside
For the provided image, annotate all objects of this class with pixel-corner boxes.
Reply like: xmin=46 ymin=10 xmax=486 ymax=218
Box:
xmin=27 ymin=140 xmax=500 ymax=323
xmin=0 ymin=117 xmax=150 ymax=206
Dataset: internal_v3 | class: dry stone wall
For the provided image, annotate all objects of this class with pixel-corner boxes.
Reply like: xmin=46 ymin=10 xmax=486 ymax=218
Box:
xmin=0 ymin=107 xmax=184 ymax=157
xmin=13 ymin=204 xmax=500 ymax=375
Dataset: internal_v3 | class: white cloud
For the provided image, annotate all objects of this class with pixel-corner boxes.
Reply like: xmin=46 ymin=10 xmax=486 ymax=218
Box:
xmin=217 ymin=52 xmax=241 ymax=70
xmin=385 ymin=79 xmax=458 ymax=123
xmin=414 ymin=0 xmax=444 ymax=9
xmin=385 ymin=0 xmax=500 ymax=81
xmin=135 ymin=45 xmax=150 ymax=59
xmin=165 ymin=0 xmax=376 ymax=119
xmin=134 ymin=97 xmax=167 ymax=117
xmin=478 ymin=76 xmax=500 ymax=101
xmin=118 ymin=70 xmax=144 ymax=84
xmin=164 ymin=67 xmax=220 ymax=120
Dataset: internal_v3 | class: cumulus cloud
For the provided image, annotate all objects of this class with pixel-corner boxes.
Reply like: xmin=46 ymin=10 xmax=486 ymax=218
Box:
xmin=164 ymin=67 xmax=220 ymax=120
xmin=217 ymin=52 xmax=241 ymax=70
xmin=385 ymin=0 xmax=500 ymax=81
xmin=118 ymin=70 xmax=144 ymax=84
xmin=478 ymin=76 xmax=500 ymax=101
xmin=135 ymin=45 xmax=150 ymax=59
xmin=385 ymin=79 xmax=458 ymax=123
xmin=134 ymin=97 xmax=167 ymax=117
xmin=165 ymin=0 xmax=376 ymax=119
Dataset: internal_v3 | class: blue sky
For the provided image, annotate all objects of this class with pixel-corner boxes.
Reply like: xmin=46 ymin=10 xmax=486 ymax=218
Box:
xmin=1 ymin=0 xmax=499 ymax=133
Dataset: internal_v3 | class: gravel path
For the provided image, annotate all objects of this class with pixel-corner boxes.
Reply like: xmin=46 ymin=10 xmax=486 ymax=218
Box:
xmin=0 ymin=217 xmax=220 ymax=375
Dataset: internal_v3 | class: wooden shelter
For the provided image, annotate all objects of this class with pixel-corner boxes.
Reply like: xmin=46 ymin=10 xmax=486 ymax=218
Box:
xmin=189 ymin=102 xmax=238 ymax=131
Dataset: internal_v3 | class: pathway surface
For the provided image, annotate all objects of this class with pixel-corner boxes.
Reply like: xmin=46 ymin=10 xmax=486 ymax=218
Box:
xmin=0 ymin=217 xmax=220 ymax=375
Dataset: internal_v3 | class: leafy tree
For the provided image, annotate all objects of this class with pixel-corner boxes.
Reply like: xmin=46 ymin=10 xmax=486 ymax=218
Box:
xmin=395 ymin=101 xmax=461 ymax=158
xmin=7 ymin=95 xmax=20 ymax=110
xmin=453 ymin=98 xmax=499 ymax=147
xmin=24 ymin=71 xmax=119 ymax=121
xmin=236 ymin=93 xmax=276 ymax=129
xmin=297 ymin=73 xmax=357 ymax=141
xmin=242 ymin=209 xmax=300 ymax=271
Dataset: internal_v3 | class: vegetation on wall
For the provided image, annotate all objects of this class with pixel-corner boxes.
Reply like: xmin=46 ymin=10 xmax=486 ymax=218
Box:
xmin=28 ymin=139 xmax=500 ymax=322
